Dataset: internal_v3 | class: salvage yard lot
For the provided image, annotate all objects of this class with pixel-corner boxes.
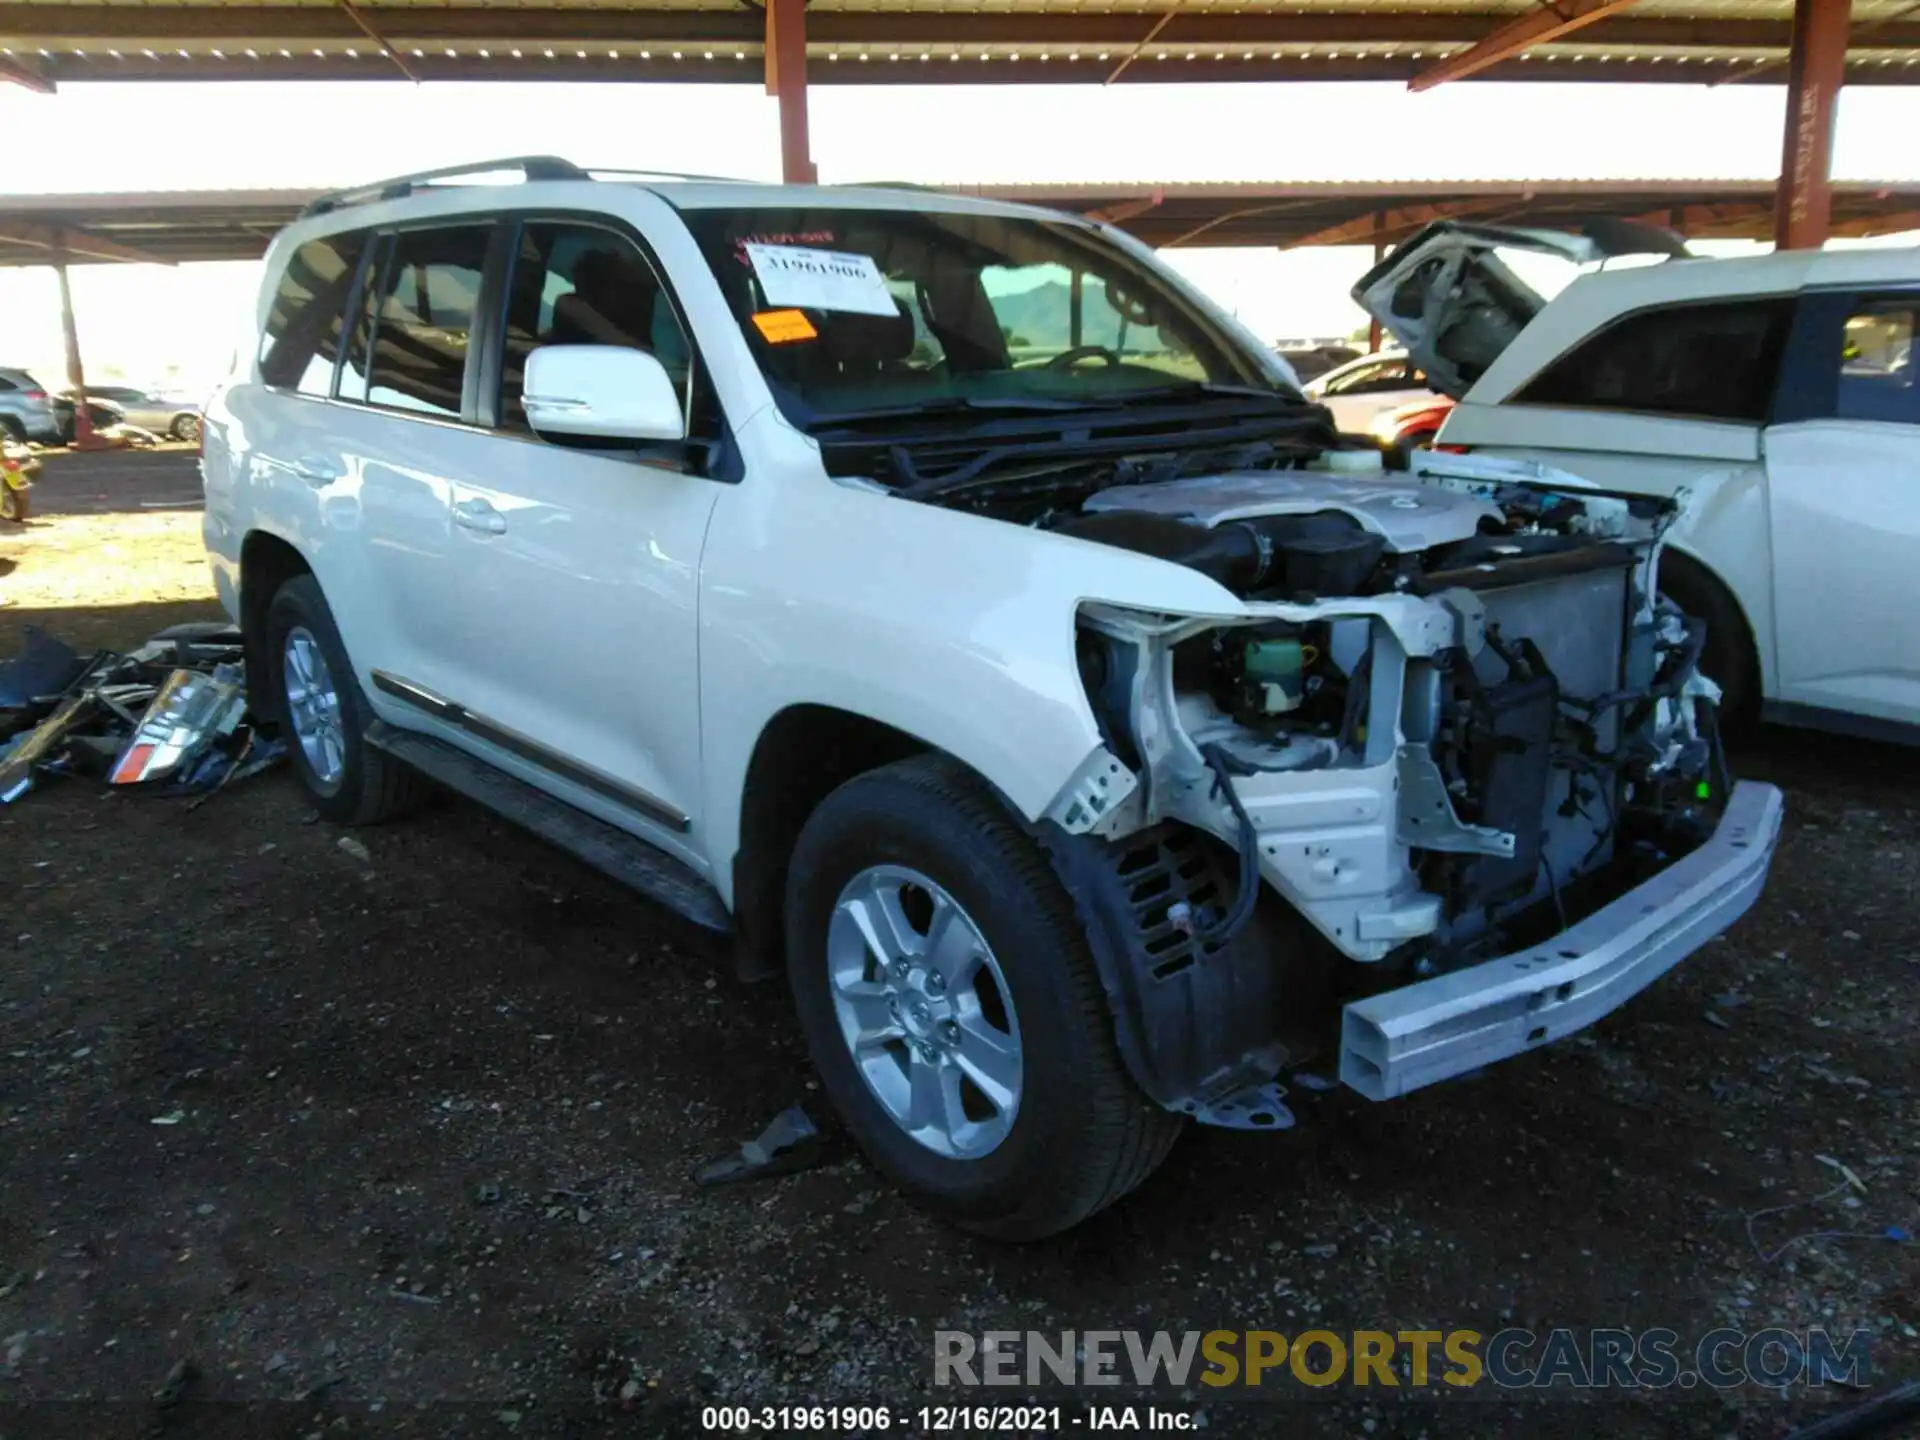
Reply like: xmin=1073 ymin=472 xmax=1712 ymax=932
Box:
xmin=2 ymin=462 xmax=1917 ymax=1438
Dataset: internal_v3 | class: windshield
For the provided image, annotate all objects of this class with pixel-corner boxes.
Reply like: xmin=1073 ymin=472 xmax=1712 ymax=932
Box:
xmin=680 ymin=206 xmax=1280 ymax=425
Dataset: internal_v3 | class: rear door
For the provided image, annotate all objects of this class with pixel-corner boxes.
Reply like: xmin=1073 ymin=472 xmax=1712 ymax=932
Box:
xmin=316 ymin=221 xmax=494 ymax=705
xmin=1763 ymin=288 xmax=1920 ymax=725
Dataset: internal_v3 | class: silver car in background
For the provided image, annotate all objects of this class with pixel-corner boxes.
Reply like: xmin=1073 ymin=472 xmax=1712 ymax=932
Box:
xmin=84 ymin=386 xmax=204 ymax=442
xmin=0 ymin=367 xmax=62 ymax=444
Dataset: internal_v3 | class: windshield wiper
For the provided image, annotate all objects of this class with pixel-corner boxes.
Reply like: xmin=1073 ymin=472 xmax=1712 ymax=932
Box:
xmin=1106 ymin=380 xmax=1306 ymax=404
xmin=812 ymin=395 xmax=1121 ymax=426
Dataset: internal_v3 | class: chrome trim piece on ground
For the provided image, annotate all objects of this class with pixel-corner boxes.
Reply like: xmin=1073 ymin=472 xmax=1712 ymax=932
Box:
xmin=370 ymin=668 xmax=690 ymax=833
xmin=1340 ymin=780 xmax=1785 ymax=1101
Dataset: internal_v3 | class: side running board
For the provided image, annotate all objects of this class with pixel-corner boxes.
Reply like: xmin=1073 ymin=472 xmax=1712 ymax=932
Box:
xmin=365 ymin=721 xmax=732 ymax=935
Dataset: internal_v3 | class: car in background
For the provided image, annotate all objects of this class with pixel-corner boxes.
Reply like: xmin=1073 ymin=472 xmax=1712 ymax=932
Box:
xmin=1302 ymin=350 xmax=1435 ymax=434
xmin=1367 ymin=393 xmax=1456 ymax=467
xmin=51 ymin=391 xmax=128 ymax=445
xmin=0 ymin=367 xmax=61 ymax=445
xmin=1357 ymin=221 xmax=1920 ymax=736
xmin=83 ymin=386 xmax=204 ymax=442
xmin=1274 ymin=342 xmax=1359 ymax=383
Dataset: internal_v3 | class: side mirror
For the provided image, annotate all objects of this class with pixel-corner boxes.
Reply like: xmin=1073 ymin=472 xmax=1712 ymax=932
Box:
xmin=523 ymin=345 xmax=686 ymax=442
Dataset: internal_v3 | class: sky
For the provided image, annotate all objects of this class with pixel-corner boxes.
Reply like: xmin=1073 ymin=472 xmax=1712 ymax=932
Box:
xmin=3 ymin=76 xmax=1919 ymax=388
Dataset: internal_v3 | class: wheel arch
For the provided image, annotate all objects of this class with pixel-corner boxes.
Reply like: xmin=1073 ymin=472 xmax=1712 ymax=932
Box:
xmin=238 ymin=529 xmax=313 ymax=718
xmin=1659 ymin=544 xmax=1766 ymax=700
xmin=729 ymin=703 xmax=937 ymax=980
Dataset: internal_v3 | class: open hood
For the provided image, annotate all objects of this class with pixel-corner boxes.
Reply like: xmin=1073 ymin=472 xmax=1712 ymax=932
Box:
xmin=1351 ymin=219 xmax=1690 ymax=399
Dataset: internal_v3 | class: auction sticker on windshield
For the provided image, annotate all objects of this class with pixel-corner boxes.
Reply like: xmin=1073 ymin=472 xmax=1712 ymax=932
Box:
xmin=744 ymin=243 xmax=896 ymax=316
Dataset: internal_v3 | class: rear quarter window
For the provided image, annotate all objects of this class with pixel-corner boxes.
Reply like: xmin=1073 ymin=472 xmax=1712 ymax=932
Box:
xmin=258 ymin=232 xmax=369 ymax=396
xmin=1836 ymin=297 xmax=1918 ymax=425
xmin=1512 ymin=298 xmax=1795 ymax=424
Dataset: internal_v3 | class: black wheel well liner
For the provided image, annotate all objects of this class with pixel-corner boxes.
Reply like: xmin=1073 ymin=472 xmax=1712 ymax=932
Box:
xmin=730 ymin=704 xmax=928 ymax=980
xmin=1658 ymin=547 xmax=1761 ymax=686
xmin=238 ymin=530 xmax=312 ymax=717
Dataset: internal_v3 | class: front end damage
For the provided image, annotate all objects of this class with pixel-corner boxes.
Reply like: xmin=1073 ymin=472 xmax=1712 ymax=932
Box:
xmin=1041 ymin=454 xmax=1783 ymax=1119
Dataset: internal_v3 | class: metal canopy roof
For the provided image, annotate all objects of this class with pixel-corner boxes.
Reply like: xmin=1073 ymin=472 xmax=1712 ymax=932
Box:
xmin=5 ymin=177 xmax=1919 ymax=267
xmin=3 ymin=1 xmax=1920 ymax=90
xmin=959 ymin=177 xmax=1920 ymax=247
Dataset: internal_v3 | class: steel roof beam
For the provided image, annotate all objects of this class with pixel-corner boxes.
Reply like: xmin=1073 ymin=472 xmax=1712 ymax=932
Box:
xmin=1409 ymin=0 xmax=1644 ymax=92
xmin=338 ymin=0 xmax=423 ymax=82
xmin=1284 ymin=198 xmax=1526 ymax=248
xmin=9 ymin=7 xmax=1916 ymax=51
xmin=0 ymin=221 xmax=169 ymax=265
xmin=0 ymin=51 xmax=52 ymax=91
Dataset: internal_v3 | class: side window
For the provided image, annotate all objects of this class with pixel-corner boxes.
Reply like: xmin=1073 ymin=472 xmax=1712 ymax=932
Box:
xmin=257 ymin=232 xmax=367 ymax=396
xmin=498 ymin=222 xmax=691 ymax=433
xmin=1836 ymin=297 xmax=1918 ymax=425
xmin=1514 ymin=299 xmax=1795 ymax=424
xmin=0 ymin=377 xmax=14 ymax=392
xmin=362 ymin=225 xmax=490 ymax=420
xmin=336 ymin=232 xmax=390 ymax=405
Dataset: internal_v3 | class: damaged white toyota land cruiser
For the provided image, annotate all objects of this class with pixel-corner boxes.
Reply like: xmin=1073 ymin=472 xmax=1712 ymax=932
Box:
xmin=202 ymin=159 xmax=1783 ymax=1239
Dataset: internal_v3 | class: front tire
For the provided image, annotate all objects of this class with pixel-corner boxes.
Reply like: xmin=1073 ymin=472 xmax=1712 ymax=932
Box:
xmin=264 ymin=574 xmax=423 ymax=825
xmin=785 ymin=754 xmax=1181 ymax=1240
xmin=0 ymin=485 xmax=26 ymax=524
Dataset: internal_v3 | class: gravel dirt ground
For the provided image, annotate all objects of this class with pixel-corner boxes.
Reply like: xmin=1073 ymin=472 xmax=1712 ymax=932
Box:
xmin=1 ymin=459 xmax=1916 ymax=1439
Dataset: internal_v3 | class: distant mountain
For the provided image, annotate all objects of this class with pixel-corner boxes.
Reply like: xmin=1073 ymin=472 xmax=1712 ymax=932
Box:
xmin=989 ymin=280 xmax=1075 ymax=349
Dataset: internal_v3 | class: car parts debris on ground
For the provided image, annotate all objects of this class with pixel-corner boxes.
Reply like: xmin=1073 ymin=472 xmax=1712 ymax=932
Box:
xmin=0 ymin=621 xmax=284 ymax=805
xmin=696 ymin=1104 xmax=836 ymax=1186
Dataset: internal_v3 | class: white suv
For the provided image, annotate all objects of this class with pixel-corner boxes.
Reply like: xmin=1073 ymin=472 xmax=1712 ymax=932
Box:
xmin=1357 ymin=223 xmax=1920 ymax=737
xmin=202 ymin=159 xmax=1782 ymax=1238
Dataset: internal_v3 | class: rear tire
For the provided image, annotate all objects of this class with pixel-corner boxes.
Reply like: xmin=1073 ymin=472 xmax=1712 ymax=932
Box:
xmin=171 ymin=414 xmax=202 ymax=444
xmin=785 ymin=753 xmax=1182 ymax=1240
xmin=1658 ymin=553 xmax=1759 ymax=737
xmin=0 ymin=485 xmax=25 ymax=524
xmin=264 ymin=574 xmax=424 ymax=825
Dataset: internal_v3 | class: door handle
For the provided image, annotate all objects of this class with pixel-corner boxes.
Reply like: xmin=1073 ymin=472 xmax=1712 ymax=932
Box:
xmin=292 ymin=456 xmax=341 ymax=485
xmin=452 ymin=497 xmax=507 ymax=535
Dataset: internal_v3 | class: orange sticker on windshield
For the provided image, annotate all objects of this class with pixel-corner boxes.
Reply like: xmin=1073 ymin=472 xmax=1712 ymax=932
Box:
xmin=752 ymin=309 xmax=818 ymax=344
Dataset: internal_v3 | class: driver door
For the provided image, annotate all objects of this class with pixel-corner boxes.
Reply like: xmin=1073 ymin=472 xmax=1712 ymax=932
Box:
xmin=442 ymin=217 xmax=720 ymax=858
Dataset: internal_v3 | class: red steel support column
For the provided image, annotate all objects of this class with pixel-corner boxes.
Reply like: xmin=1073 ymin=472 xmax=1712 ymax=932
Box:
xmin=1367 ymin=216 xmax=1387 ymax=354
xmin=766 ymin=0 xmax=817 ymax=185
xmin=1774 ymin=0 xmax=1852 ymax=250
xmin=52 ymin=242 xmax=98 ymax=450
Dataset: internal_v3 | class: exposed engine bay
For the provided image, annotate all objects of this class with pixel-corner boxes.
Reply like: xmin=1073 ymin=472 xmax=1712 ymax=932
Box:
xmin=1006 ymin=451 xmax=1736 ymax=1118
xmin=1044 ymin=453 xmax=1724 ymax=972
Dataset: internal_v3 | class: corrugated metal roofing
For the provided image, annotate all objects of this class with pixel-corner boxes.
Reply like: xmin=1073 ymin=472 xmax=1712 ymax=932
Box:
xmin=2 ymin=0 xmax=1919 ymax=88
xmin=5 ymin=174 xmax=1918 ymax=266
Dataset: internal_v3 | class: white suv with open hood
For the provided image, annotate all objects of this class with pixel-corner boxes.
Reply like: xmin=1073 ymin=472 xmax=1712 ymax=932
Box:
xmin=201 ymin=160 xmax=1782 ymax=1238
xmin=1357 ymin=222 xmax=1920 ymax=737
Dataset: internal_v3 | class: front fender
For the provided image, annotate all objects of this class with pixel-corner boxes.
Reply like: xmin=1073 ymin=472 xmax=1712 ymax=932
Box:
xmin=697 ymin=418 xmax=1248 ymax=901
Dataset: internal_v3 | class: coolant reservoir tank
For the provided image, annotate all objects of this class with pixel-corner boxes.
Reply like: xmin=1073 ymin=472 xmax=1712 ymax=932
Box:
xmin=1242 ymin=637 xmax=1307 ymax=715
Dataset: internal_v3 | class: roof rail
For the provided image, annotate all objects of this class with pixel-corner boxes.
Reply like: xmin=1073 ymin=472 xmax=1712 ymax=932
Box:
xmin=579 ymin=165 xmax=767 ymax=186
xmin=300 ymin=155 xmax=589 ymax=216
